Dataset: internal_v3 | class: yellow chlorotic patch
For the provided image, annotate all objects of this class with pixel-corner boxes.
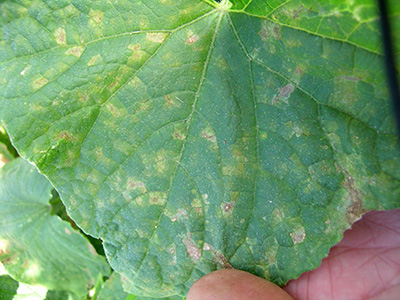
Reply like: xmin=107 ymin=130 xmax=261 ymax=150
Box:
xmin=290 ymin=227 xmax=306 ymax=245
xmin=146 ymin=32 xmax=167 ymax=43
xmin=65 ymin=46 xmax=85 ymax=57
xmin=201 ymin=124 xmax=217 ymax=143
xmin=128 ymin=44 xmax=141 ymax=51
xmin=89 ymin=9 xmax=105 ymax=24
xmin=128 ymin=44 xmax=145 ymax=63
xmin=87 ymin=54 xmax=102 ymax=66
xmin=32 ymin=77 xmax=49 ymax=90
xmin=54 ymin=27 xmax=67 ymax=45
xmin=173 ymin=130 xmax=186 ymax=140
xmin=149 ymin=192 xmax=167 ymax=206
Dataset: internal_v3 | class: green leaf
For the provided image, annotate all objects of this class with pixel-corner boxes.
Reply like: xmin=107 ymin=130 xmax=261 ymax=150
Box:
xmin=97 ymin=272 xmax=130 ymax=300
xmin=0 ymin=158 xmax=111 ymax=298
xmin=0 ymin=125 xmax=18 ymax=166
xmin=1 ymin=0 xmax=399 ymax=298
xmin=97 ymin=272 xmax=184 ymax=300
xmin=1 ymin=262 xmax=68 ymax=300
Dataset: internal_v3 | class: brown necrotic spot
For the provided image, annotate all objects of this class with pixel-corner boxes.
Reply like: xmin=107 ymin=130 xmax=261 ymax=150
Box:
xmin=54 ymin=28 xmax=66 ymax=45
xmin=183 ymin=233 xmax=201 ymax=261
xmin=185 ymin=30 xmax=199 ymax=45
xmin=343 ymin=175 xmax=365 ymax=224
xmin=273 ymin=83 xmax=295 ymax=104
xmin=146 ymin=33 xmax=167 ymax=43
xmin=290 ymin=227 xmax=306 ymax=245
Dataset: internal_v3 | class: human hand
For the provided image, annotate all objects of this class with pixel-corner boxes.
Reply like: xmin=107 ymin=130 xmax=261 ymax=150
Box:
xmin=187 ymin=209 xmax=400 ymax=300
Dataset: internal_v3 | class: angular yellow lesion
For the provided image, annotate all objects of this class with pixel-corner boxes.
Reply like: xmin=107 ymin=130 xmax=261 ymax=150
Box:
xmin=149 ymin=191 xmax=167 ymax=206
xmin=128 ymin=44 xmax=141 ymax=51
xmin=290 ymin=227 xmax=306 ymax=245
xmin=89 ymin=9 xmax=105 ymax=24
xmin=65 ymin=46 xmax=85 ymax=58
xmin=201 ymin=124 xmax=217 ymax=143
xmin=32 ymin=76 xmax=49 ymax=90
xmin=126 ymin=177 xmax=147 ymax=193
xmin=87 ymin=54 xmax=102 ymax=66
xmin=173 ymin=129 xmax=186 ymax=140
xmin=164 ymin=94 xmax=182 ymax=108
xmin=127 ymin=44 xmax=145 ymax=63
xmin=146 ymin=32 xmax=168 ymax=43
xmin=54 ymin=27 xmax=67 ymax=45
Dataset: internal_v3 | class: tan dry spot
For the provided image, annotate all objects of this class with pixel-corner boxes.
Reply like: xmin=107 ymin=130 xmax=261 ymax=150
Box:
xmin=183 ymin=233 xmax=201 ymax=261
xmin=65 ymin=46 xmax=85 ymax=57
xmin=146 ymin=32 xmax=167 ymax=43
xmin=343 ymin=175 xmax=365 ymax=224
xmin=54 ymin=27 xmax=66 ymax=45
xmin=185 ymin=30 xmax=199 ymax=45
xmin=203 ymin=243 xmax=232 ymax=268
xmin=290 ymin=227 xmax=306 ymax=245
xmin=273 ymin=83 xmax=295 ymax=104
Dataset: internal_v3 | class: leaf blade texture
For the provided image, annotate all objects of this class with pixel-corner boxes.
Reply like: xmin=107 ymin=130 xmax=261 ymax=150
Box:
xmin=0 ymin=158 xmax=111 ymax=298
xmin=0 ymin=0 xmax=399 ymax=297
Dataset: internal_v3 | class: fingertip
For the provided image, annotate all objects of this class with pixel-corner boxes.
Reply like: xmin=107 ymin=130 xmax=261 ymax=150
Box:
xmin=187 ymin=269 xmax=294 ymax=300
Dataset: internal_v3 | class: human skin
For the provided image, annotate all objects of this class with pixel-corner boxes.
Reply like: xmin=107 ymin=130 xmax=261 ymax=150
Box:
xmin=187 ymin=209 xmax=400 ymax=300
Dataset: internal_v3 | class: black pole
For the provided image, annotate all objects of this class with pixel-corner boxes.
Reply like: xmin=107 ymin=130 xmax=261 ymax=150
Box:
xmin=378 ymin=0 xmax=400 ymax=137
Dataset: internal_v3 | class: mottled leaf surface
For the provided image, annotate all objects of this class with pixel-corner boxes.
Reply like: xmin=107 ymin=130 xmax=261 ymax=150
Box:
xmin=0 ymin=159 xmax=110 ymax=298
xmin=0 ymin=0 xmax=399 ymax=298
xmin=98 ymin=272 xmax=184 ymax=300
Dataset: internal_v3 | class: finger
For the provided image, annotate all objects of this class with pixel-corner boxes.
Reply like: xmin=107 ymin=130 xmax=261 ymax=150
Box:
xmin=187 ymin=269 xmax=294 ymax=300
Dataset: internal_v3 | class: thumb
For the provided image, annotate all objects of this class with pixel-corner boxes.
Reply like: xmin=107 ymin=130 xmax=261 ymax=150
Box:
xmin=187 ymin=269 xmax=294 ymax=300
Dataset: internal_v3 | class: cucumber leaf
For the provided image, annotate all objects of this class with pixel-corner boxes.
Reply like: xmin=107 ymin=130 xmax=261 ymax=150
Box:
xmin=0 ymin=0 xmax=399 ymax=298
xmin=0 ymin=159 xmax=110 ymax=299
